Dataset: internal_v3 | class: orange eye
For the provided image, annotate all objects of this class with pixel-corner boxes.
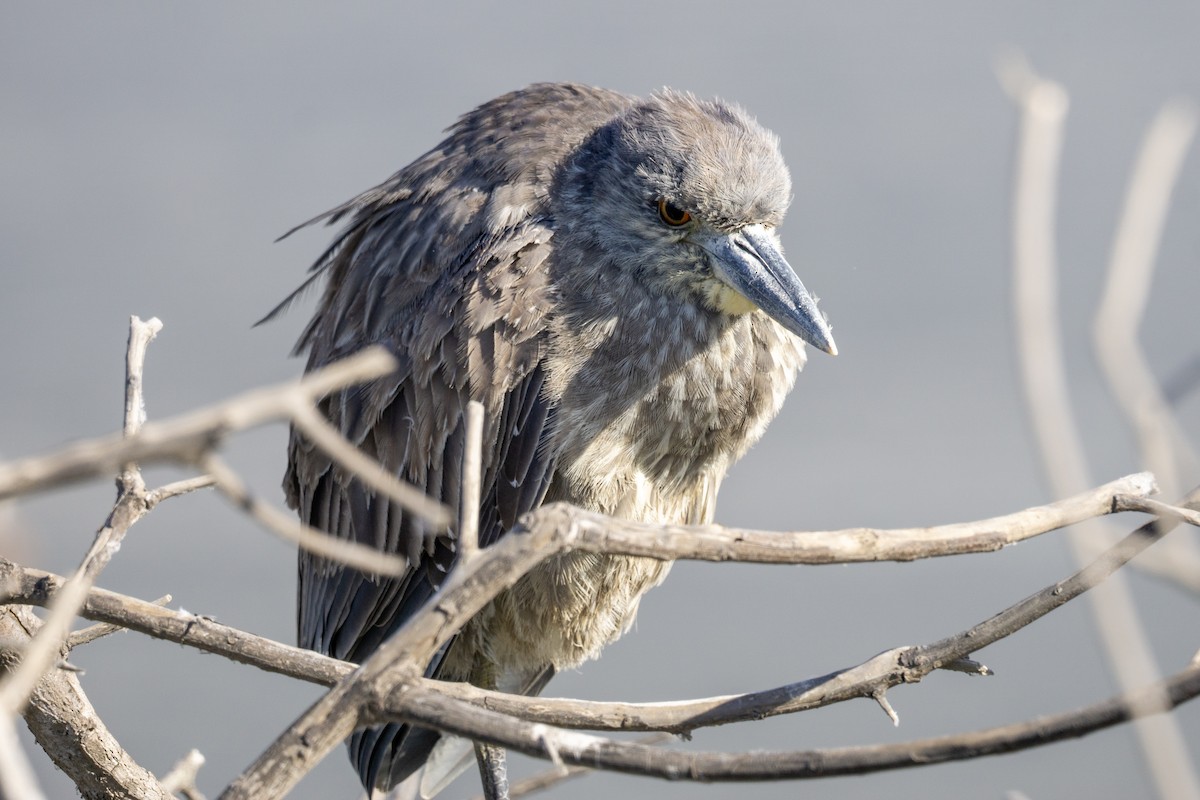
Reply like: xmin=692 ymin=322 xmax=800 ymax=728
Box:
xmin=657 ymin=199 xmax=691 ymax=227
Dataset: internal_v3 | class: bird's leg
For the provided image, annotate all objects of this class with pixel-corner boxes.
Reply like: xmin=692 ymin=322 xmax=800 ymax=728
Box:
xmin=470 ymin=659 xmax=510 ymax=800
xmin=473 ymin=740 xmax=510 ymax=800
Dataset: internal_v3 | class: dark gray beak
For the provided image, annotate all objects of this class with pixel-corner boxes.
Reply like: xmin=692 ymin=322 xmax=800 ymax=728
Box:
xmin=700 ymin=224 xmax=837 ymax=355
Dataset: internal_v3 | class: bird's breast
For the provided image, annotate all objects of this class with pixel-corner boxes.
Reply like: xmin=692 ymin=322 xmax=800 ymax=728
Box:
xmin=447 ymin=304 xmax=806 ymax=674
xmin=448 ymin=299 xmax=806 ymax=678
xmin=549 ymin=302 xmax=806 ymax=501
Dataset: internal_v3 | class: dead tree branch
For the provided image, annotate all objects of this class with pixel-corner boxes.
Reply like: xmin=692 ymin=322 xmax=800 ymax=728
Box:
xmin=0 ymin=321 xmax=418 ymax=800
xmin=0 ymin=472 xmax=1173 ymax=740
xmin=0 ymin=317 xmax=171 ymax=800
xmin=1090 ymin=97 xmax=1200 ymax=596
xmin=393 ymin=660 xmax=1200 ymax=782
xmin=1004 ymin=55 xmax=1200 ymax=799
xmin=200 ymin=453 xmax=410 ymax=577
xmin=1095 ymin=99 xmax=1199 ymax=497
xmin=1 ymin=469 xmax=1185 ymax=799
xmin=0 ymin=606 xmax=171 ymax=800
xmin=215 ymin=476 xmax=1195 ymax=799
xmin=0 ymin=317 xmax=163 ymax=719
xmin=0 ymin=347 xmax=448 ymax=526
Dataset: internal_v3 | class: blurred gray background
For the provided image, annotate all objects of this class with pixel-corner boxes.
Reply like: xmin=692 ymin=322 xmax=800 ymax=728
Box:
xmin=3 ymin=3 xmax=1198 ymax=798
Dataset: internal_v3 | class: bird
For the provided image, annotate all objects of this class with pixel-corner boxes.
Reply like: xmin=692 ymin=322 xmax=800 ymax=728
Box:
xmin=271 ymin=82 xmax=836 ymax=798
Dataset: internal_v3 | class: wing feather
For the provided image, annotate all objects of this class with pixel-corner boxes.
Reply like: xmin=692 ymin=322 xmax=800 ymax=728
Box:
xmin=290 ymin=208 xmax=559 ymax=790
xmin=285 ymin=82 xmax=634 ymax=792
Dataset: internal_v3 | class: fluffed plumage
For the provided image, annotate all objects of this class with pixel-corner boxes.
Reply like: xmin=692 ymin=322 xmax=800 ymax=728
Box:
xmin=274 ymin=82 xmax=834 ymax=794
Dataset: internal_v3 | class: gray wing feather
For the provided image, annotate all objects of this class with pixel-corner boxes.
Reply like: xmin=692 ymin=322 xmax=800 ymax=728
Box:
xmin=291 ymin=214 xmax=557 ymax=656
xmin=290 ymin=216 xmax=558 ymax=787
xmin=284 ymin=83 xmax=632 ymax=792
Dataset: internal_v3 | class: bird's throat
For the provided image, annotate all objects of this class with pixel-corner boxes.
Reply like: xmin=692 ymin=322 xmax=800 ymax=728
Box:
xmin=700 ymin=278 xmax=759 ymax=316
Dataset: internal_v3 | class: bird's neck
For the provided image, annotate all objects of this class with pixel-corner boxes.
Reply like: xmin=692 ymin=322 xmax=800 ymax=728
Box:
xmin=544 ymin=265 xmax=805 ymax=523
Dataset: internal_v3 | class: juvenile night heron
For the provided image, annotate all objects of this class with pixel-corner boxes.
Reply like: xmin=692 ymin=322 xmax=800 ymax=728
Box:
xmin=273 ymin=83 xmax=836 ymax=797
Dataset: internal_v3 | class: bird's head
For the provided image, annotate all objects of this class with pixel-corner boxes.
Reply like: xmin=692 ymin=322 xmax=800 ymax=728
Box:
xmin=556 ymin=89 xmax=836 ymax=356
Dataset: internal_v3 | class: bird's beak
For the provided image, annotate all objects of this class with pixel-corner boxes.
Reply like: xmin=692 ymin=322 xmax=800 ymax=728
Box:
xmin=698 ymin=224 xmax=837 ymax=355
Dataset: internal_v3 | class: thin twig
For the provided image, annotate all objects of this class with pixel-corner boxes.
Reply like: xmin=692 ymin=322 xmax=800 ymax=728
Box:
xmin=160 ymin=748 xmax=207 ymax=800
xmin=0 ymin=316 xmax=160 ymax=717
xmin=459 ymin=401 xmax=485 ymax=560
xmin=1003 ymin=56 xmax=1200 ymax=800
xmin=2 ymin=479 xmax=1185 ymax=746
xmin=201 ymin=454 xmax=409 ymax=577
xmin=463 ymin=734 xmax=676 ymax=800
xmin=0 ymin=347 xmax=400 ymax=504
xmin=146 ymin=476 xmax=215 ymax=509
xmin=0 ymin=714 xmax=46 ymax=800
xmin=396 ymin=660 xmax=1200 ymax=782
xmin=560 ymin=472 xmax=1156 ymax=564
xmin=67 ymin=594 xmax=171 ymax=650
xmin=1117 ymin=495 xmax=1200 ymax=528
xmin=1095 ymin=99 xmax=1199 ymax=498
xmin=1 ymin=605 xmax=170 ymax=799
xmin=123 ymin=317 xmax=163 ymax=438
xmin=289 ymin=402 xmax=451 ymax=529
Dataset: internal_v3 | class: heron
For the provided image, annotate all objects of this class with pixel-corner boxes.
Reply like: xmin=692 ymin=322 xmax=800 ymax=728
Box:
xmin=272 ymin=82 xmax=836 ymax=798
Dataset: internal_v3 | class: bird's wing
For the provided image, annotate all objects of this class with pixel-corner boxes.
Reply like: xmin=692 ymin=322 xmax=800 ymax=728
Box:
xmin=284 ymin=179 xmax=560 ymax=789
xmin=288 ymin=209 xmax=558 ymax=662
xmin=280 ymin=84 xmax=633 ymax=791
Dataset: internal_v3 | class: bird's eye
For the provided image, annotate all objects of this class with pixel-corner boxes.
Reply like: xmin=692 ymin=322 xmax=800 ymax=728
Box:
xmin=657 ymin=199 xmax=691 ymax=227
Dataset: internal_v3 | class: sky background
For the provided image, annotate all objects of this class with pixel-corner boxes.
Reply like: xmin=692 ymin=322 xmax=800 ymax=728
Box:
xmin=2 ymin=3 xmax=1199 ymax=799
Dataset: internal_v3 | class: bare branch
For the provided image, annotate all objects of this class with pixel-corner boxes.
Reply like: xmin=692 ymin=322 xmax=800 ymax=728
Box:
xmin=0 ymin=316 xmax=160 ymax=718
xmin=408 ymin=491 xmax=1196 ymax=735
xmin=0 ymin=713 xmax=46 ymax=800
xmin=123 ymin=316 xmax=163 ymax=438
xmin=0 ymin=558 xmax=1034 ymax=736
xmin=395 ymin=661 xmax=1200 ymax=782
xmin=0 ymin=347 xmax=399 ymax=503
xmin=201 ymin=453 xmax=409 ymax=577
xmin=218 ymin=478 xmax=1187 ymax=798
xmin=1095 ymin=99 xmax=1199 ymax=497
xmin=0 ymin=558 xmax=350 ymax=687
xmin=459 ymin=401 xmax=485 ymax=560
xmin=160 ymin=748 xmax=207 ymax=800
xmin=220 ymin=470 xmax=1155 ymax=797
xmin=1000 ymin=53 xmax=1082 ymax=487
xmin=560 ymin=472 xmax=1155 ymax=564
xmin=1 ymin=476 xmax=1177 ymax=747
xmin=67 ymin=594 xmax=172 ymax=650
xmin=1090 ymin=98 xmax=1200 ymax=600
xmin=3 ymin=482 xmax=1192 ymax=797
xmin=1 ymin=605 xmax=170 ymax=800
xmin=1004 ymin=57 xmax=1200 ymax=799
xmin=289 ymin=401 xmax=451 ymax=530
xmin=463 ymin=735 xmax=676 ymax=800
xmin=145 ymin=476 xmax=215 ymax=509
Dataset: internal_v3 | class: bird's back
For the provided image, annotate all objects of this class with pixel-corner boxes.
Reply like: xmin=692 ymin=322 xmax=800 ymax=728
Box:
xmin=284 ymin=84 xmax=639 ymax=791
